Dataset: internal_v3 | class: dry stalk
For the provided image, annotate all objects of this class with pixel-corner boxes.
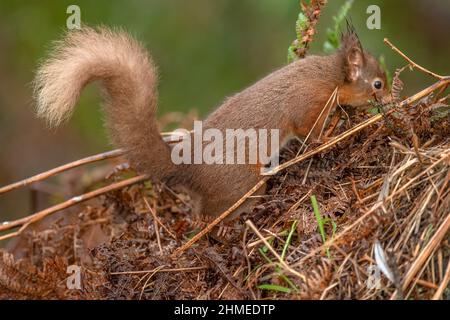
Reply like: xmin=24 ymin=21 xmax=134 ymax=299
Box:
xmin=432 ymin=261 xmax=450 ymax=300
xmin=245 ymin=219 xmax=306 ymax=281
xmin=383 ymin=38 xmax=445 ymax=80
xmin=0 ymin=132 xmax=184 ymax=196
xmin=143 ymin=198 xmax=177 ymax=240
xmin=110 ymin=266 xmax=207 ymax=275
xmin=172 ymin=177 xmax=269 ymax=256
xmin=390 ymin=212 xmax=450 ymax=299
xmin=0 ymin=149 xmax=125 ymax=195
xmin=144 ymin=198 xmax=163 ymax=255
xmin=0 ymin=174 xmax=150 ymax=240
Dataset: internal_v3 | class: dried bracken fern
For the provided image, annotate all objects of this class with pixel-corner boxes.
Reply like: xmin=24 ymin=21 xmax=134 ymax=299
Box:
xmin=1 ymin=106 xmax=448 ymax=300
xmin=0 ymin=250 xmax=50 ymax=298
xmin=391 ymin=67 xmax=405 ymax=102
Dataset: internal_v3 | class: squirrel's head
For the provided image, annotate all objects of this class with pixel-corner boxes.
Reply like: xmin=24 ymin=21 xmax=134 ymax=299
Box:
xmin=338 ymin=27 xmax=390 ymax=108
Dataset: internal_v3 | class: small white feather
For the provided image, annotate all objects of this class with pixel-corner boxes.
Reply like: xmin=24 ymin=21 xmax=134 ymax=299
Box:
xmin=374 ymin=240 xmax=395 ymax=283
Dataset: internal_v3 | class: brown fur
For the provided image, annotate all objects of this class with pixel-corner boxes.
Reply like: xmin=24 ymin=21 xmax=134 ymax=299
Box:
xmin=34 ymin=27 xmax=174 ymax=179
xmin=34 ymin=26 xmax=389 ymax=220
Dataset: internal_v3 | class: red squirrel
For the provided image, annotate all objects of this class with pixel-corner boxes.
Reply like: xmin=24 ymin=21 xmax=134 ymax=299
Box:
xmin=34 ymin=26 xmax=389 ymax=226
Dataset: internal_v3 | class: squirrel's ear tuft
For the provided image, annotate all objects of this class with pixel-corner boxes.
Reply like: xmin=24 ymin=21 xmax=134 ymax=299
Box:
xmin=341 ymin=22 xmax=364 ymax=82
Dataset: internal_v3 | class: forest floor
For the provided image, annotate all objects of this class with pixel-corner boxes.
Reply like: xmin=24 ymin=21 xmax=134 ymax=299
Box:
xmin=0 ymin=89 xmax=449 ymax=300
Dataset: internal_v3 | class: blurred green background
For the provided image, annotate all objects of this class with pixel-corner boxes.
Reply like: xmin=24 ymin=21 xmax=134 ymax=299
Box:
xmin=0 ymin=0 xmax=449 ymax=219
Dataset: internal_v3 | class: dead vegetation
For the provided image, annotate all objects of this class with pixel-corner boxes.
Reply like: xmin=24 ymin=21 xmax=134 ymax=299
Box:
xmin=0 ymin=8 xmax=449 ymax=298
xmin=0 ymin=71 xmax=448 ymax=299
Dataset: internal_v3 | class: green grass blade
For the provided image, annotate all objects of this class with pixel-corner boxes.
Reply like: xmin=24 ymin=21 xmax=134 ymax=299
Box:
xmin=258 ymin=284 xmax=291 ymax=294
xmin=281 ymin=220 xmax=298 ymax=260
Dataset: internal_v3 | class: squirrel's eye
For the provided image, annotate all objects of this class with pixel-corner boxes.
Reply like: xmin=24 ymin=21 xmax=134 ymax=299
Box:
xmin=373 ymin=80 xmax=383 ymax=90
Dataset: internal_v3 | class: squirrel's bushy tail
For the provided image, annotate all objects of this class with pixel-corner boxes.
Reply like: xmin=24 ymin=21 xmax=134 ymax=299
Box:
xmin=34 ymin=27 xmax=175 ymax=180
